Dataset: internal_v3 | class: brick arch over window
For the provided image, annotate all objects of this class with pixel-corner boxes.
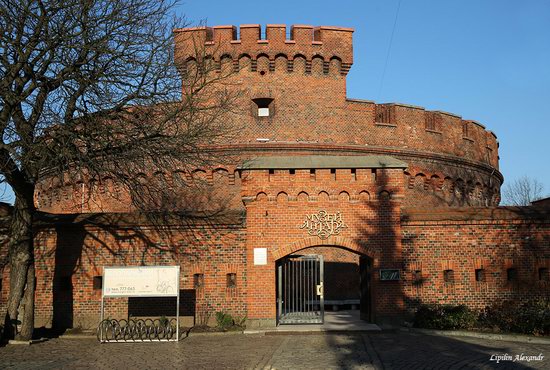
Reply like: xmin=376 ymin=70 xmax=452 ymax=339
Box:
xmin=272 ymin=236 xmax=379 ymax=261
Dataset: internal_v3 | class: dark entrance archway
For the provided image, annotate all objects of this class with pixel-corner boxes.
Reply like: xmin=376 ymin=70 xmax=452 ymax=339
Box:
xmin=276 ymin=245 xmax=373 ymax=326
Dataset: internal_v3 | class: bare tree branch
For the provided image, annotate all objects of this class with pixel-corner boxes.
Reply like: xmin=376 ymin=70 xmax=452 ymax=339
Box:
xmin=0 ymin=0 xmax=241 ymax=340
xmin=502 ymin=176 xmax=545 ymax=206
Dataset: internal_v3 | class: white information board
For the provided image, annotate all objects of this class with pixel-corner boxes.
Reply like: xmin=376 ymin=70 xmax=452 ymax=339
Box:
xmin=103 ymin=266 xmax=180 ymax=297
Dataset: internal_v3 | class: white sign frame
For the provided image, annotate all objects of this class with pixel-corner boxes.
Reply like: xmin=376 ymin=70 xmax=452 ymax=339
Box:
xmin=100 ymin=265 xmax=180 ymax=342
xmin=103 ymin=265 xmax=180 ymax=298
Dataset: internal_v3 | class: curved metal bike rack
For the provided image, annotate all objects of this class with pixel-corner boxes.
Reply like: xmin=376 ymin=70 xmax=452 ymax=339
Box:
xmin=99 ymin=266 xmax=180 ymax=343
xmin=97 ymin=318 xmax=178 ymax=342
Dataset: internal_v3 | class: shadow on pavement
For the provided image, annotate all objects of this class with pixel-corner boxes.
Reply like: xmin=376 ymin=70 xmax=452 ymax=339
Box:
xmin=326 ymin=331 xmax=545 ymax=369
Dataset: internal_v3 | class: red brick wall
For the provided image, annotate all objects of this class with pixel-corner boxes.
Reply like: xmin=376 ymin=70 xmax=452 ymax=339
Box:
xmin=6 ymin=24 xmax=538 ymax=331
xmin=174 ymin=25 xmax=498 ymax=169
xmin=242 ymin=167 xmax=405 ymax=326
xmin=401 ymin=207 xmax=550 ymax=315
xmin=0 ymin=221 xmax=247 ymax=330
xmin=36 ymin=165 xmax=243 ymax=214
xmin=2 ymin=206 xmax=549 ymax=329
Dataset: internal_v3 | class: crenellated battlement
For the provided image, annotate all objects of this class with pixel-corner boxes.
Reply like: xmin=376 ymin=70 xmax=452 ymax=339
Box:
xmin=340 ymin=100 xmax=500 ymax=169
xmin=174 ymin=24 xmax=353 ymax=75
xmin=34 ymin=22 xmax=503 ymax=214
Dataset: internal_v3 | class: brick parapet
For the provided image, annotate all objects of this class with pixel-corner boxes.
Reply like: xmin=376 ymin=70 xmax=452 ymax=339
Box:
xmin=402 ymin=206 xmax=550 ymax=223
xmin=342 ymin=100 xmax=499 ymax=169
xmin=174 ymin=24 xmax=353 ymax=75
xmin=240 ymin=167 xmax=405 ymax=203
xmin=36 ymin=148 xmax=503 ymax=213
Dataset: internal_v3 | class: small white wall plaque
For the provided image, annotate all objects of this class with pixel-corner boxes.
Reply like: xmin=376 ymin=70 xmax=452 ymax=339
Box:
xmin=254 ymin=248 xmax=268 ymax=265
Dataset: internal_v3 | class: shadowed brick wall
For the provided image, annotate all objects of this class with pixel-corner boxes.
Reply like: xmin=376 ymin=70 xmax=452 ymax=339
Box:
xmin=0 ymin=216 xmax=247 ymax=330
xmin=401 ymin=207 xmax=550 ymax=316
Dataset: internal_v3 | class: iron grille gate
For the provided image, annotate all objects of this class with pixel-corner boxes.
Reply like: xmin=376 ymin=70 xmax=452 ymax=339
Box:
xmin=277 ymin=255 xmax=324 ymax=324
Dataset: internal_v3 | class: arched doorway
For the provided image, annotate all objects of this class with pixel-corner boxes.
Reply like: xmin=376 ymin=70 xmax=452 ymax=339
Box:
xmin=275 ymin=245 xmax=373 ymax=325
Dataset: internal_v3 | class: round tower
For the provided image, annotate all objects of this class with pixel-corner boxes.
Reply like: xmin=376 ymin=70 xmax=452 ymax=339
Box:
xmin=174 ymin=24 xmax=502 ymax=207
xmin=37 ymin=24 xmax=502 ymax=212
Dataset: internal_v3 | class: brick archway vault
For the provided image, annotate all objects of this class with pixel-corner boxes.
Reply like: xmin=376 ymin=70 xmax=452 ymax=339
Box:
xmin=273 ymin=236 xmax=379 ymax=261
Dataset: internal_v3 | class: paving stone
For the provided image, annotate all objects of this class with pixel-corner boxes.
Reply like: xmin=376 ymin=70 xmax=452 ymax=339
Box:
xmin=0 ymin=332 xmax=548 ymax=369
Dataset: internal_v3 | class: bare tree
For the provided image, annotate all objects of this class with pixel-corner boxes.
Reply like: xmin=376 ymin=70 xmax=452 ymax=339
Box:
xmin=0 ymin=0 xmax=240 ymax=340
xmin=501 ymin=176 xmax=545 ymax=206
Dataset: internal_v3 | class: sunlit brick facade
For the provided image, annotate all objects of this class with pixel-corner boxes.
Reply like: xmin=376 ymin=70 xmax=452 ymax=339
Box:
xmin=1 ymin=24 xmax=549 ymax=330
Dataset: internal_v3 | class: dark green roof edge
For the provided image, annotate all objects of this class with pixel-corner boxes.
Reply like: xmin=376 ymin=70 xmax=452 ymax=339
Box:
xmin=238 ymin=155 xmax=408 ymax=170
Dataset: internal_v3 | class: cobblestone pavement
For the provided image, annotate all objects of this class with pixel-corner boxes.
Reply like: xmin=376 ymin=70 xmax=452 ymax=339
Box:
xmin=0 ymin=332 xmax=548 ymax=369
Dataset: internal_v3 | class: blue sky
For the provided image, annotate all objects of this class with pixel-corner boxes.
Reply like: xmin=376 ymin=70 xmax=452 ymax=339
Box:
xmin=176 ymin=0 xmax=550 ymax=196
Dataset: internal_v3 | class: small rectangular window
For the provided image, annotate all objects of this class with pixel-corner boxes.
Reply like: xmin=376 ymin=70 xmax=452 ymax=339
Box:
xmin=443 ymin=269 xmax=454 ymax=283
xmin=506 ymin=268 xmax=517 ymax=282
xmin=462 ymin=122 xmax=469 ymax=138
xmin=425 ymin=112 xmax=437 ymax=131
xmin=93 ymin=276 xmax=103 ymax=290
xmin=412 ymin=270 xmax=423 ymax=285
xmin=253 ymin=98 xmax=273 ymax=118
xmin=226 ymin=273 xmax=237 ymax=288
xmin=310 ymin=169 xmax=316 ymax=180
xmin=351 ymin=168 xmax=357 ymax=181
xmin=538 ymin=268 xmax=549 ymax=281
xmin=193 ymin=273 xmax=204 ymax=289
xmin=475 ymin=269 xmax=485 ymax=282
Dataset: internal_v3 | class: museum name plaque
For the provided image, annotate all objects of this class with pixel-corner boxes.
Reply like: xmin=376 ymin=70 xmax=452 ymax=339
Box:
xmin=300 ymin=210 xmax=347 ymax=240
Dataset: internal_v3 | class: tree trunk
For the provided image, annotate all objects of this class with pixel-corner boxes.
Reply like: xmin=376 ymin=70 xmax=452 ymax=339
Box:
xmin=3 ymin=191 xmax=35 ymax=341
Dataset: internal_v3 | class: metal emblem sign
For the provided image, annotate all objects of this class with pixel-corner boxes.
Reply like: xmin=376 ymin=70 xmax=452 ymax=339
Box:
xmin=300 ymin=210 xmax=347 ymax=240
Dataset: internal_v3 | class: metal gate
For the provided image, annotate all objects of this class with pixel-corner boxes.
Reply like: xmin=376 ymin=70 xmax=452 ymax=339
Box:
xmin=277 ymin=255 xmax=324 ymax=324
